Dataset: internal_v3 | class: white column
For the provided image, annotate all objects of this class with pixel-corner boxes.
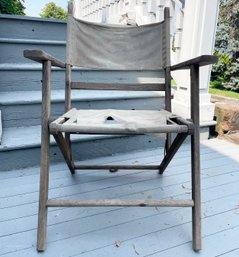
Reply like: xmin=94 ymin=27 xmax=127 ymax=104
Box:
xmin=73 ymin=0 xmax=81 ymax=19
xmin=172 ymin=0 xmax=220 ymax=125
xmin=101 ymin=0 xmax=108 ymax=23
xmin=156 ymin=0 xmax=165 ymax=22
xmin=147 ymin=0 xmax=157 ymax=23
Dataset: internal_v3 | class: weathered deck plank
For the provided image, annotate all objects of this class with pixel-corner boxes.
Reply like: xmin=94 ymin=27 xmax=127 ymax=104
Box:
xmin=0 ymin=139 xmax=238 ymax=257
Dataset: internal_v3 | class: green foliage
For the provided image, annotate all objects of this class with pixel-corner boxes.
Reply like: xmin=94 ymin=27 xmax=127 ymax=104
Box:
xmin=211 ymin=0 xmax=239 ymax=92
xmin=40 ymin=2 xmax=67 ymax=20
xmin=0 ymin=0 xmax=25 ymax=15
xmin=211 ymin=52 xmax=231 ymax=89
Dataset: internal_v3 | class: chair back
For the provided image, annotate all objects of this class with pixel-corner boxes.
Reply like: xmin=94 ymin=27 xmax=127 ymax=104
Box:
xmin=66 ymin=4 xmax=170 ymax=71
xmin=65 ymin=3 xmax=171 ymax=111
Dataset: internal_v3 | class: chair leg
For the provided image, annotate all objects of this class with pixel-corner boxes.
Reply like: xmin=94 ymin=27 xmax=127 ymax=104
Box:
xmin=189 ymin=63 xmax=201 ymax=251
xmin=159 ymin=133 xmax=188 ymax=174
xmin=165 ymin=133 xmax=172 ymax=153
xmin=37 ymin=127 xmax=50 ymax=251
xmin=37 ymin=60 xmax=51 ymax=251
xmin=53 ymin=132 xmax=75 ymax=174
xmin=65 ymin=132 xmax=75 ymax=174
xmin=191 ymin=132 xmax=201 ymax=251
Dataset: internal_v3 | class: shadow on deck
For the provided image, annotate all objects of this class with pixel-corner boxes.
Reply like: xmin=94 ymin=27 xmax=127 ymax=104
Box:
xmin=0 ymin=138 xmax=239 ymax=257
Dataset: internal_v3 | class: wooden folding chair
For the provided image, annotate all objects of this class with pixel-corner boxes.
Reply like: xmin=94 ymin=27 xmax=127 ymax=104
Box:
xmin=24 ymin=3 xmax=217 ymax=252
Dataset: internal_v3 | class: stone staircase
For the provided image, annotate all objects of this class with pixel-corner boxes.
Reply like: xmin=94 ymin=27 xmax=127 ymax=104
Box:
xmin=0 ymin=14 xmax=164 ymax=171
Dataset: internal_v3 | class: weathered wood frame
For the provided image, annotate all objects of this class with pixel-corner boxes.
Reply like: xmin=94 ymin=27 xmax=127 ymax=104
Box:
xmin=23 ymin=6 xmax=218 ymax=253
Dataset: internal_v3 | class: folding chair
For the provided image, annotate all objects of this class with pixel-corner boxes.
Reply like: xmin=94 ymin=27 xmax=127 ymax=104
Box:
xmin=24 ymin=2 xmax=217 ymax=252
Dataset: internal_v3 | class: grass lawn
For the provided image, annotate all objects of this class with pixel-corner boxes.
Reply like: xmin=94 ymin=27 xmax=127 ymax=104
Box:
xmin=209 ymin=87 xmax=239 ymax=100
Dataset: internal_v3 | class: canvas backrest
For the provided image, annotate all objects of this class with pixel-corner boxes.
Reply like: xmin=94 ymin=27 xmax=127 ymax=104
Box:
xmin=66 ymin=4 xmax=170 ymax=71
xmin=64 ymin=2 xmax=171 ymax=104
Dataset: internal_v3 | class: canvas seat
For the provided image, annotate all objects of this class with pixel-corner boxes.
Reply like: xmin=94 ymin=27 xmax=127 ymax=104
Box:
xmin=24 ymin=1 xmax=217 ymax=252
xmin=50 ymin=108 xmax=190 ymax=134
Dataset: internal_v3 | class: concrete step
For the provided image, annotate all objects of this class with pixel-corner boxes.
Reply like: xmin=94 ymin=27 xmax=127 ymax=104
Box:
xmin=0 ymin=65 xmax=65 ymax=92
xmin=0 ymin=64 xmax=165 ymax=92
xmin=0 ymin=15 xmax=66 ymax=41
xmin=0 ymin=90 xmax=165 ymax=128
xmin=0 ymin=125 xmax=164 ymax=171
xmin=0 ymin=38 xmax=65 ymax=64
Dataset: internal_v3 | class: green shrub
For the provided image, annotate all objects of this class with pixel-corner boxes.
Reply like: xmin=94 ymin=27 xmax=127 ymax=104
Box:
xmin=211 ymin=0 xmax=239 ymax=92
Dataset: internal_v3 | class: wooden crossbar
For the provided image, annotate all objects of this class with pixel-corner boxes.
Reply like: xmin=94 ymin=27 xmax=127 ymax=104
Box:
xmin=71 ymin=82 xmax=165 ymax=91
xmin=73 ymin=164 xmax=160 ymax=170
xmin=47 ymin=199 xmax=194 ymax=207
xmin=50 ymin=124 xmax=189 ymax=134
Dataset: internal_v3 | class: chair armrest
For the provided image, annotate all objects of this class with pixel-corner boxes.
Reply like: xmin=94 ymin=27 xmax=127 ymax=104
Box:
xmin=170 ymin=55 xmax=218 ymax=71
xmin=23 ymin=50 xmax=66 ymax=68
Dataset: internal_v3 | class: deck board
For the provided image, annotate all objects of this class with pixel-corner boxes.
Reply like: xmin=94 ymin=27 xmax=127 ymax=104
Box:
xmin=0 ymin=138 xmax=239 ymax=256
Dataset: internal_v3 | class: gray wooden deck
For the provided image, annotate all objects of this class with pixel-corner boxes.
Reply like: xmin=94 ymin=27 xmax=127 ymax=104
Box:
xmin=1 ymin=138 xmax=239 ymax=257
